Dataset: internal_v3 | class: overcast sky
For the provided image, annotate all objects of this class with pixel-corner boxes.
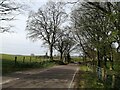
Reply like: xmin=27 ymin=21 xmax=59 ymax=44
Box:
xmin=0 ymin=0 xmax=119 ymax=56
xmin=0 ymin=0 xmax=76 ymax=56
xmin=0 ymin=0 xmax=52 ymax=55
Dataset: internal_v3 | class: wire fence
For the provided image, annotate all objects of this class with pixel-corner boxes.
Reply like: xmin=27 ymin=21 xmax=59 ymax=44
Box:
xmin=85 ymin=61 xmax=120 ymax=88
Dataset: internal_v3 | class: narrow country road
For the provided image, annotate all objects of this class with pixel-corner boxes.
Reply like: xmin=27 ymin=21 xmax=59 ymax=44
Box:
xmin=2 ymin=64 xmax=79 ymax=89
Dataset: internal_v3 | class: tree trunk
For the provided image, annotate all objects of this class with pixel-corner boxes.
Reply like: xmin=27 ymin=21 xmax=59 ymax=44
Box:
xmin=60 ymin=51 xmax=63 ymax=60
xmin=103 ymin=46 xmax=107 ymax=68
xmin=110 ymin=59 xmax=114 ymax=70
xmin=67 ymin=53 xmax=71 ymax=63
xmin=97 ymin=50 xmax=101 ymax=67
xmin=104 ymin=57 xmax=107 ymax=68
xmin=49 ymin=45 xmax=53 ymax=61
xmin=110 ymin=47 xmax=114 ymax=70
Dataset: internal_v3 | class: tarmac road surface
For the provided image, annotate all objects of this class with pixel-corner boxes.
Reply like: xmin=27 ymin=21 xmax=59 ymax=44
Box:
xmin=2 ymin=64 xmax=79 ymax=89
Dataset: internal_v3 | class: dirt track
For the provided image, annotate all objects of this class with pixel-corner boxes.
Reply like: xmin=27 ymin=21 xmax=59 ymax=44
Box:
xmin=2 ymin=64 xmax=79 ymax=88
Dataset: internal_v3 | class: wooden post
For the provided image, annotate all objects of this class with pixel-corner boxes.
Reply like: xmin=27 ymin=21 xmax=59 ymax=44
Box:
xmin=30 ymin=57 xmax=31 ymax=63
xmin=112 ymin=74 xmax=115 ymax=88
xmin=23 ymin=57 xmax=25 ymax=63
xmin=15 ymin=56 xmax=17 ymax=66
xmin=97 ymin=66 xmax=102 ymax=80
xmin=102 ymin=68 xmax=104 ymax=81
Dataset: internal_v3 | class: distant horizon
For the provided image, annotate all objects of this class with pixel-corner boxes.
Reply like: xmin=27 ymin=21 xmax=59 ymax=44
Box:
xmin=0 ymin=53 xmax=45 ymax=56
xmin=0 ymin=52 xmax=80 ymax=57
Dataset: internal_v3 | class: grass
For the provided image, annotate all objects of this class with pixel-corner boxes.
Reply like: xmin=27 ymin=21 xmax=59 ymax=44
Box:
xmin=77 ymin=65 xmax=104 ymax=88
xmin=1 ymin=54 xmax=56 ymax=75
xmin=1 ymin=54 xmax=48 ymax=62
xmin=76 ymin=60 xmax=120 ymax=89
xmin=71 ymin=56 xmax=83 ymax=63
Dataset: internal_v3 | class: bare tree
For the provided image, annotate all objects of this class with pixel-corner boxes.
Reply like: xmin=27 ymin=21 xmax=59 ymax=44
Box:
xmin=54 ymin=27 xmax=76 ymax=62
xmin=63 ymin=32 xmax=76 ymax=63
xmin=0 ymin=0 xmax=24 ymax=33
xmin=54 ymin=30 xmax=66 ymax=60
xmin=26 ymin=1 xmax=67 ymax=60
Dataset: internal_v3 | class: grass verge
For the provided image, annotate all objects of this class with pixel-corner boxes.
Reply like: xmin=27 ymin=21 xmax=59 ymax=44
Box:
xmin=2 ymin=60 xmax=56 ymax=75
xmin=76 ymin=64 xmax=120 ymax=89
xmin=76 ymin=65 xmax=104 ymax=88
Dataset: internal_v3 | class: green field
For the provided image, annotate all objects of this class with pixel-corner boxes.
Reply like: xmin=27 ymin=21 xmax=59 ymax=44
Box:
xmin=1 ymin=54 xmax=55 ymax=75
xmin=1 ymin=54 xmax=81 ymax=75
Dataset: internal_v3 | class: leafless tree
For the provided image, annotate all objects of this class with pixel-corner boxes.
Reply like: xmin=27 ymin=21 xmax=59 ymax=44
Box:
xmin=54 ymin=27 xmax=76 ymax=62
xmin=53 ymin=30 xmax=66 ymax=60
xmin=63 ymin=33 xmax=76 ymax=63
xmin=0 ymin=0 xmax=24 ymax=33
xmin=26 ymin=1 xmax=68 ymax=60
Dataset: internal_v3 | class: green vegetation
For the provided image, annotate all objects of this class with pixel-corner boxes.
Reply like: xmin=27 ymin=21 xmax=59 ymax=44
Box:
xmin=77 ymin=65 xmax=104 ymax=88
xmin=1 ymin=54 xmax=49 ymax=62
xmin=1 ymin=54 xmax=56 ymax=75
xmin=1 ymin=1 xmax=120 ymax=89
xmin=76 ymin=60 xmax=120 ymax=88
xmin=70 ymin=2 xmax=120 ymax=88
xmin=71 ymin=57 xmax=83 ymax=62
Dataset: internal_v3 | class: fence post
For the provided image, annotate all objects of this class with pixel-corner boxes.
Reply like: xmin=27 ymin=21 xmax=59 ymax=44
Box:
xmin=112 ymin=74 xmax=115 ymax=88
xmin=102 ymin=68 xmax=104 ymax=81
xmin=23 ymin=57 xmax=25 ymax=63
xmin=15 ymin=56 xmax=17 ymax=66
xmin=97 ymin=66 xmax=102 ymax=80
xmin=30 ymin=57 xmax=31 ymax=63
